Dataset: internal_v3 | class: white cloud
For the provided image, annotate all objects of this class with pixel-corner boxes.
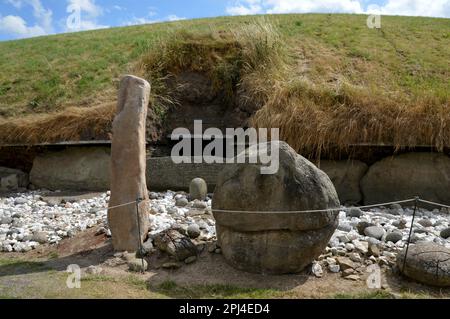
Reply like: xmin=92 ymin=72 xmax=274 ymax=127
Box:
xmin=0 ymin=14 xmax=46 ymax=38
xmin=124 ymin=16 xmax=158 ymax=26
xmin=5 ymin=0 xmax=23 ymax=9
xmin=65 ymin=0 xmax=109 ymax=31
xmin=1 ymin=0 xmax=53 ymax=38
xmin=28 ymin=0 xmax=53 ymax=32
xmin=166 ymin=14 xmax=186 ymax=21
xmin=124 ymin=13 xmax=186 ymax=26
xmin=376 ymin=0 xmax=450 ymax=18
xmin=226 ymin=0 xmax=450 ymax=18
xmin=67 ymin=0 xmax=103 ymax=17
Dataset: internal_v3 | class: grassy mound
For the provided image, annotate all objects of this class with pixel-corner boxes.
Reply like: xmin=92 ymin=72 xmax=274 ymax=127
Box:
xmin=0 ymin=14 xmax=448 ymax=155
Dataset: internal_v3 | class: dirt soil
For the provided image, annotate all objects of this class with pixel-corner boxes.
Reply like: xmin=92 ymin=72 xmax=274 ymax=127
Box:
xmin=1 ymin=226 xmax=449 ymax=299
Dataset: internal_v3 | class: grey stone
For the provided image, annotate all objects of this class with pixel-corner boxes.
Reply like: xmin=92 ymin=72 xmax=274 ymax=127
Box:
xmin=0 ymin=167 xmax=29 ymax=191
xmin=154 ymin=229 xmax=197 ymax=261
xmin=336 ymin=257 xmax=356 ymax=270
xmin=149 ymin=192 xmax=159 ymax=200
xmin=127 ymin=258 xmax=148 ymax=272
xmin=0 ymin=217 xmax=12 ymax=225
xmin=167 ymin=207 xmax=178 ymax=215
xmin=328 ymin=264 xmax=340 ymax=273
xmin=357 ymin=221 xmax=374 ymax=235
xmin=397 ymin=242 xmax=450 ymax=287
xmin=212 ymin=141 xmax=340 ymax=274
xmin=353 ymin=241 xmax=369 ymax=255
xmin=30 ymin=147 xmax=110 ymax=191
xmin=141 ymin=239 xmax=154 ymax=255
xmin=189 ymin=178 xmax=208 ymax=201
xmin=184 ymin=256 xmax=197 ymax=264
xmin=364 ymin=226 xmax=385 ymax=240
xmin=187 ymin=224 xmax=201 ymax=239
xmin=392 ymin=219 xmax=407 ymax=229
xmin=347 ymin=207 xmax=363 ymax=218
xmin=192 ymin=200 xmax=207 ymax=210
xmin=367 ymin=237 xmax=381 ymax=246
xmin=385 ymin=231 xmax=403 ymax=243
xmin=361 ymin=153 xmax=450 ymax=205
xmin=31 ymin=231 xmax=48 ymax=244
xmin=162 ymin=262 xmax=182 ymax=269
xmin=368 ymin=244 xmax=381 ymax=257
xmin=175 ymin=197 xmax=189 ymax=207
xmin=440 ymin=228 xmax=450 ymax=239
xmin=319 ymin=160 xmax=368 ymax=205
xmin=345 ymin=274 xmax=360 ymax=281
xmin=418 ymin=219 xmax=433 ymax=228
xmin=337 ymin=223 xmax=352 ymax=232
xmin=312 ymin=263 xmax=323 ymax=278
xmin=14 ymin=198 xmax=27 ymax=205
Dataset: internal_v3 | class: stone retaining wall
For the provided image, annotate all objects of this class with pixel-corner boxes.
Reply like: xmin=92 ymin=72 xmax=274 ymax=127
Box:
xmin=8 ymin=147 xmax=450 ymax=206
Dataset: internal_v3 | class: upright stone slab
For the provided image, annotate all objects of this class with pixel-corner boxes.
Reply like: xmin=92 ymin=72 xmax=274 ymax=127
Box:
xmin=108 ymin=75 xmax=150 ymax=251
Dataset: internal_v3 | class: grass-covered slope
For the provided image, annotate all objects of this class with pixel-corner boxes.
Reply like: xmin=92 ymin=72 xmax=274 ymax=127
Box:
xmin=0 ymin=14 xmax=448 ymax=155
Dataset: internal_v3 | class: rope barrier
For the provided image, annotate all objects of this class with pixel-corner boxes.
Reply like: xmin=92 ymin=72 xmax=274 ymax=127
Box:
xmin=81 ymin=194 xmax=449 ymax=275
xmin=85 ymin=200 xmax=142 ymax=215
xmin=418 ymin=199 xmax=450 ymax=210
xmin=211 ymin=198 xmax=418 ymax=214
xmin=92 ymin=197 xmax=450 ymax=216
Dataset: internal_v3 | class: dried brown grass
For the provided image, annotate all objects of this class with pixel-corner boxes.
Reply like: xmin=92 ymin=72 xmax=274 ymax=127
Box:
xmin=0 ymin=102 xmax=115 ymax=144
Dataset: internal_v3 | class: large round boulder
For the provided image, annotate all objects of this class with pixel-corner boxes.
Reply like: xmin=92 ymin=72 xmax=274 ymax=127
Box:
xmin=397 ymin=242 xmax=450 ymax=287
xmin=319 ymin=160 xmax=368 ymax=205
xmin=361 ymin=153 xmax=450 ymax=205
xmin=212 ymin=141 xmax=340 ymax=274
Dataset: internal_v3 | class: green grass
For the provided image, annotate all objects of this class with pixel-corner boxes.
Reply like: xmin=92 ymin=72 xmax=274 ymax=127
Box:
xmin=0 ymin=14 xmax=448 ymax=118
xmin=334 ymin=290 xmax=395 ymax=299
xmin=0 ymin=14 xmax=448 ymax=153
xmin=155 ymin=280 xmax=283 ymax=299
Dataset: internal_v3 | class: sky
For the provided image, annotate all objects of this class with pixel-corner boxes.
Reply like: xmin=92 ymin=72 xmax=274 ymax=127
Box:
xmin=0 ymin=0 xmax=449 ymax=41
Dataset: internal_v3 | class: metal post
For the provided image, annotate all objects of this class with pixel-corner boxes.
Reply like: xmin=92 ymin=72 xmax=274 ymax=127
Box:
xmin=135 ymin=197 xmax=145 ymax=273
xmin=402 ymin=196 xmax=419 ymax=273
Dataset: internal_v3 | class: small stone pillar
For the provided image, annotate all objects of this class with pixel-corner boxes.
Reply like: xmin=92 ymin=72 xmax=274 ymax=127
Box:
xmin=108 ymin=75 xmax=150 ymax=251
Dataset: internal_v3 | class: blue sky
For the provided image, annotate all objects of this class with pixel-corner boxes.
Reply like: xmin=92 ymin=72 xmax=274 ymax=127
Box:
xmin=0 ymin=0 xmax=449 ymax=41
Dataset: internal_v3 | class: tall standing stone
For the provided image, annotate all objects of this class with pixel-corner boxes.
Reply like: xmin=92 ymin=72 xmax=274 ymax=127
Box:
xmin=108 ymin=75 xmax=151 ymax=251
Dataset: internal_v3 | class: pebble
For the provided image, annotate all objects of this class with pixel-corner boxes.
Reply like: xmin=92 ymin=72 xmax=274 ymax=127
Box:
xmin=344 ymin=274 xmax=360 ymax=281
xmin=418 ymin=219 xmax=433 ymax=228
xmin=364 ymin=226 xmax=385 ymax=240
xmin=368 ymin=244 xmax=381 ymax=257
xmin=440 ymin=228 xmax=450 ymax=239
xmin=162 ymin=262 xmax=182 ymax=270
xmin=385 ymin=231 xmax=403 ymax=243
xmin=347 ymin=207 xmax=363 ymax=218
xmin=31 ymin=231 xmax=48 ymax=244
xmin=337 ymin=223 xmax=352 ymax=232
xmin=312 ymin=262 xmax=323 ymax=278
xmin=336 ymin=257 xmax=356 ymax=270
xmin=175 ymin=197 xmax=188 ymax=207
xmin=184 ymin=256 xmax=197 ymax=264
xmin=187 ymin=224 xmax=201 ymax=239
xmin=127 ymin=258 xmax=148 ymax=272
xmin=328 ymin=264 xmax=340 ymax=273
xmin=357 ymin=222 xmax=373 ymax=235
